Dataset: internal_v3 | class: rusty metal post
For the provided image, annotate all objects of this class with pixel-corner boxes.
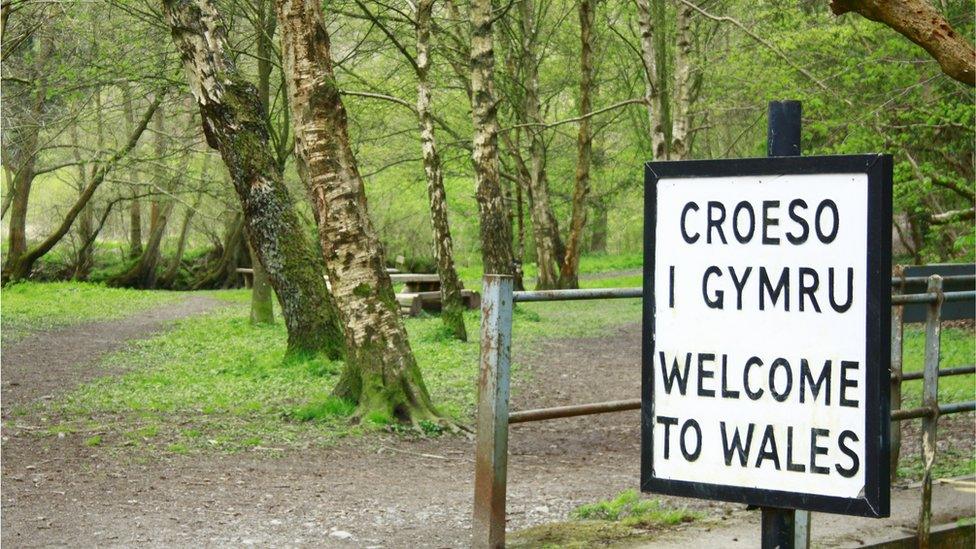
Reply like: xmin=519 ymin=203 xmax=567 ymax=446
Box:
xmin=473 ymin=274 xmax=513 ymax=549
xmin=916 ymin=275 xmax=943 ymax=548
xmin=890 ymin=265 xmax=906 ymax=482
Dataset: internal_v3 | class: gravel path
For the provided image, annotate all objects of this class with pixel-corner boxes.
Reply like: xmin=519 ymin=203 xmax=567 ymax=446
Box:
xmin=1 ymin=295 xmax=224 ymax=415
xmin=2 ymin=313 xmax=973 ymax=547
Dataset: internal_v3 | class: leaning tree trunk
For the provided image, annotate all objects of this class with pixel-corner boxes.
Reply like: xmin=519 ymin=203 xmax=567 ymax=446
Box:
xmin=416 ymin=0 xmax=467 ymax=341
xmin=519 ymin=0 xmax=562 ymax=289
xmin=277 ymin=0 xmax=441 ymax=423
xmin=161 ymin=0 xmax=344 ymax=359
xmin=2 ymin=97 xmax=161 ymax=284
xmin=109 ymin=106 xmax=176 ymax=289
xmin=192 ymin=213 xmax=246 ymax=289
xmin=559 ymin=0 xmax=596 ymax=289
xmin=470 ymin=0 xmax=515 ymax=275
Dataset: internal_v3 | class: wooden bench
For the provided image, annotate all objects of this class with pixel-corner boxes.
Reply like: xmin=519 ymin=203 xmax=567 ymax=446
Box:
xmin=396 ymin=289 xmax=481 ymax=314
xmin=235 ymin=267 xmax=254 ymax=288
xmin=236 ymin=267 xmax=476 ymax=317
xmin=389 ymin=273 xmax=441 ymax=293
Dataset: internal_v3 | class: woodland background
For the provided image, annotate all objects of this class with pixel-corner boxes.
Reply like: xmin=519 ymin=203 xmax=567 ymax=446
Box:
xmin=2 ymin=0 xmax=973 ymax=291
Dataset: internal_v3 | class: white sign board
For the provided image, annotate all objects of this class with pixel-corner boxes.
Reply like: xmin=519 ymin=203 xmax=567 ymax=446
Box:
xmin=642 ymin=156 xmax=891 ymax=517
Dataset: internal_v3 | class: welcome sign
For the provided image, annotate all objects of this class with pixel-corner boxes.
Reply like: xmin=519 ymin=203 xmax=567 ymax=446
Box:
xmin=641 ymin=155 xmax=892 ymax=517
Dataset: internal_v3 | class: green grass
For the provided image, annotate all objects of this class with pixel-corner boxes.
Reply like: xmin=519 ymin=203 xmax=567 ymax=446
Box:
xmin=510 ymin=490 xmax=699 ymax=548
xmin=32 ymin=287 xmax=640 ymax=454
xmin=898 ymin=324 xmax=975 ymax=481
xmin=572 ymin=490 xmax=700 ymax=528
xmin=1 ymin=281 xmax=183 ymax=342
xmin=901 ymin=326 xmax=975 ymax=407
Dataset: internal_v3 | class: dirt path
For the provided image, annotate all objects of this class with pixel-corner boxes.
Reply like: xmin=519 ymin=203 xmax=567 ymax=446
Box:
xmin=1 ymin=295 xmax=223 ymax=415
xmin=2 ymin=321 xmax=973 ymax=547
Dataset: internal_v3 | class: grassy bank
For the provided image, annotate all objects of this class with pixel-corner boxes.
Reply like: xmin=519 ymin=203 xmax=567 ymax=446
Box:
xmin=18 ymin=284 xmax=640 ymax=454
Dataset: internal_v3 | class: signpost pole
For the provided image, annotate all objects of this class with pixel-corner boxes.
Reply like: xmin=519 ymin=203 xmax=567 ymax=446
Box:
xmin=761 ymin=99 xmax=802 ymax=549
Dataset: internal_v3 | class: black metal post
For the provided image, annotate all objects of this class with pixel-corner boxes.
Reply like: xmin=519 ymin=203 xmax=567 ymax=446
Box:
xmin=762 ymin=508 xmax=796 ymax=548
xmin=761 ymin=100 xmax=802 ymax=549
xmin=768 ymin=100 xmax=802 ymax=157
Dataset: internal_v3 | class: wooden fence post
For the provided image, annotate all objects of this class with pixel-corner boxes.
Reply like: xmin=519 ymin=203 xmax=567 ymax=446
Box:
xmin=473 ymin=274 xmax=513 ymax=548
xmin=917 ymin=275 xmax=943 ymax=548
xmin=890 ymin=265 xmax=906 ymax=481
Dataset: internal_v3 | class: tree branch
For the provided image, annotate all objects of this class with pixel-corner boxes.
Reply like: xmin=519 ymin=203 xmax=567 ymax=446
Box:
xmin=830 ymin=0 xmax=975 ymax=86
xmin=501 ymin=98 xmax=647 ymax=131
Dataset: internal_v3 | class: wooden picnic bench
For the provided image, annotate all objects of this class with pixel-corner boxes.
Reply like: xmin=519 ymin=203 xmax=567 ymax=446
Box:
xmin=389 ymin=273 xmax=441 ymax=293
xmin=236 ymin=268 xmax=479 ymax=317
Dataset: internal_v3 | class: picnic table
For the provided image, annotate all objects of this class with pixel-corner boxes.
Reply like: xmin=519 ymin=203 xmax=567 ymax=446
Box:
xmin=389 ymin=273 xmax=441 ymax=293
xmin=236 ymin=268 xmax=479 ymax=317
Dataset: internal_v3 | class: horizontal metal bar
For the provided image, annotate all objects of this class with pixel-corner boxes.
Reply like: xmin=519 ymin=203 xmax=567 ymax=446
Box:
xmin=901 ymin=365 xmax=975 ymax=381
xmin=939 ymin=401 xmax=976 ymax=415
xmin=511 ymin=288 xmax=974 ymax=305
xmin=891 ymin=290 xmax=975 ymax=304
xmin=513 ymin=287 xmax=642 ymax=302
xmin=892 ymin=274 xmax=975 ymax=286
xmin=891 ymin=401 xmax=976 ymax=421
xmin=508 ymin=399 xmax=641 ymax=423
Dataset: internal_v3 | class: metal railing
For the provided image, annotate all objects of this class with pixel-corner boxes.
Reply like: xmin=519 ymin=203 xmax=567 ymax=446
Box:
xmin=472 ymin=273 xmax=975 ymax=548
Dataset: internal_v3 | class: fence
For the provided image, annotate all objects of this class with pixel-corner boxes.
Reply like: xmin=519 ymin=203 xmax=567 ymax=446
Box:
xmin=472 ymin=273 xmax=976 ymax=549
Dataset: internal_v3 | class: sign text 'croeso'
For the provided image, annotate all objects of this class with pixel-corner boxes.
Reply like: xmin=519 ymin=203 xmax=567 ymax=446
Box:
xmin=641 ymin=155 xmax=892 ymax=517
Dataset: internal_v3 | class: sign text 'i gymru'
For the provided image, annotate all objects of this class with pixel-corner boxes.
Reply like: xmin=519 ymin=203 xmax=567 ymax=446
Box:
xmin=641 ymin=155 xmax=892 ymax=517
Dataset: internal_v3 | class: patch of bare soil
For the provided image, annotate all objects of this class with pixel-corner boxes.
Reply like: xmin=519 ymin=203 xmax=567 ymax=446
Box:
xmin=2 ymin=320 xmax=973 ymax=548
xmin=1 ymin=295 xmax=224 ymax=415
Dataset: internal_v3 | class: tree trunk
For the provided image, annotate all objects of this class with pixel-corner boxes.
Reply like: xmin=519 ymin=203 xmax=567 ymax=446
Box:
xmin=559 ymin=0 xmax=596 ymax=289
xmin=2 ymin=32 xmax=49 ymax=278
xmin=1 ymin=168 xmax=14 ymax=220
xmin=159 ymin=192 xmax=201 ymax=287
xmin=2 ymin=97 xmax=161 ymax=284
xmin=161 ymin=0 xmax=344 ymax=360
xmin=470 ymin=0 xmax=515 ymax=275
xmin=192 ymin=213 xmax=246 ymax=289
xmin=519 ymin=0 xmax=562 ymax=289
xmin=71 ymin=122 xmax=96 ymax=279
xmin=637 ymin=0 xmax=668 ymax=160
xmin=669 ymin=0 xmax=694 ymax=160
xmin=830 ymin=0 xmax=975 ymax=86
xmin=588 ymin=199 xmax=608 ymax=254
xmin=417 ymin=0 xmax=467 ymax=341
xmin=277 ymin=0 xmax=441 ymax=423
xmin=109 ymin=107 xmax=175 ymax=289
xmin=122 ymin=84 xmax=143 ymax=260
xmin=247 ymin=239 xmax=275 ymax=324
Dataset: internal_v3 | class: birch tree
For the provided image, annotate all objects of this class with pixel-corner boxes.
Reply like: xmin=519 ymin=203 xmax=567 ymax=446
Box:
xmin=416 ymin=0 xmax=467 ymax=341
xmin=160 ymin=0 xmax=345 ymax=359
xmin=470 ymin=0 xmax=516 ymax=275
xmin=276 ymin=0 xmax=444 ymax=423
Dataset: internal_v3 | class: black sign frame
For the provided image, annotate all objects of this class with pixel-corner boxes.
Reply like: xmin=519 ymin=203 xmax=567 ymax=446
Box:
xmin=641 ymin=154 xmax=892 ymax=518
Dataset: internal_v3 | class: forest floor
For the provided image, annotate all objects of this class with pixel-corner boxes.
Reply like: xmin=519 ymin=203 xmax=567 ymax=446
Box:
xmin=2 ymin=285 xmax=974 ymax=547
